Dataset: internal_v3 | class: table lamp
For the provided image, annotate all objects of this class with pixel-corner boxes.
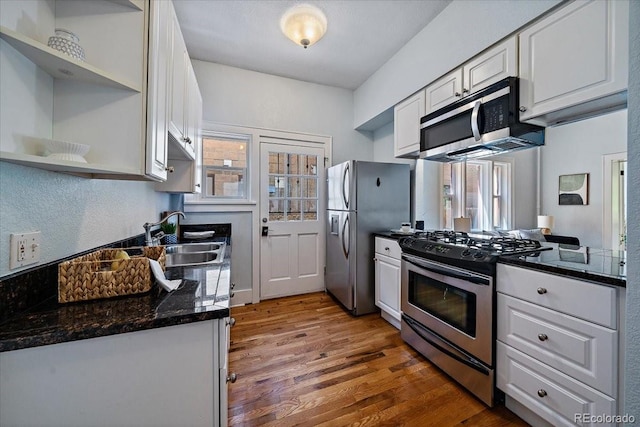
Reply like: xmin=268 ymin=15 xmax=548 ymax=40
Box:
xmin=537 ymin=215 xmax=554 ymax=235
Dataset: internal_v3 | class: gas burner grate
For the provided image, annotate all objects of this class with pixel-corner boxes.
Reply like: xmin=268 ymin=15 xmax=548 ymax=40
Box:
xmin=415 ymin=230 xmax=472 ymax=245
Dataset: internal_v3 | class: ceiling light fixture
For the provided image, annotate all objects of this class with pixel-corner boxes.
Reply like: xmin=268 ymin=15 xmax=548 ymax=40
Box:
xmin=280 ymin=4 xmax=327 ymax=49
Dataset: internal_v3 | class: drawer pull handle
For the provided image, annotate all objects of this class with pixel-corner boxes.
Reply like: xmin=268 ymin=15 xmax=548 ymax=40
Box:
xmin=385 ymin=247 xmax=390 ymax=251
xmin=537 ymin=389 xmax=547 ymax=398
xmin=538 ymin=333 xmax=548 ymax=341
xmin=537 ymin=287 xmax=547 ymax=295
xmin=226 ymin=317 xmax=236 ymax=327
xmin=227 ymin=372 xmax=238 ymax=383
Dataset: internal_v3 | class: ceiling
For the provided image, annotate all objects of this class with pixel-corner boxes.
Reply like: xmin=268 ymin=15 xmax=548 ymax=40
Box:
xmin=173 ymin=0 xmax=452 ymax=90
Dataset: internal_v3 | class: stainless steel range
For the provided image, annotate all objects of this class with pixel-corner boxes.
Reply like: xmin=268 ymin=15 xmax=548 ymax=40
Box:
xmin=399 ymin=231 xmax=549 ymax=406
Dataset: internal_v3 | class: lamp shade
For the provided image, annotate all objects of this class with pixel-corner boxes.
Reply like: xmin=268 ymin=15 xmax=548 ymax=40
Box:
xmin=280 ymin=4 xmax=327 ymax=48
xmin=537 ymin=215 xmax=554 ymax=234
xmin=454 ymin=217 xmax=471 ymax=232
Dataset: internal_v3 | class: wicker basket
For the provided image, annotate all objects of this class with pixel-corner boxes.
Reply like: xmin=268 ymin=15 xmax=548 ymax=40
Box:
xmin=58 ymin=247 xmax=166 ymax=303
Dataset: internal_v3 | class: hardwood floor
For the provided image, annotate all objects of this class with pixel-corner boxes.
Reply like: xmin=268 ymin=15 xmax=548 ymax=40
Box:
xmin=228 ymin=292 xmax=528 ymax=427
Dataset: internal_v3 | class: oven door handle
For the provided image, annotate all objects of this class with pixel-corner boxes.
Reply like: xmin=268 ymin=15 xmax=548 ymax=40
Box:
xmin=402 ymin=254 xmax=490 ymax=286
xmin=403 ymin=315 xmax=490 ymax=376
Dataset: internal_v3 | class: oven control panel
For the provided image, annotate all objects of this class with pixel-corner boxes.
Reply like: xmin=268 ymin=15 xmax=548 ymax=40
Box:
xmin=399 ymin=238 xmax=492 ymax=262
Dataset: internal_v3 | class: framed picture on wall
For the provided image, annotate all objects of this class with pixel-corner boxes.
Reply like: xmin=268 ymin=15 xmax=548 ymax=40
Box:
xmin=559 ymin=173 xmax=589 ymax=205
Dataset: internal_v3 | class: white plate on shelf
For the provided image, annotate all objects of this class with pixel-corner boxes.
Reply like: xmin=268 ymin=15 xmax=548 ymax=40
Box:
xmin=390 ymin=229 xmax=415 ymax=235
xmin=41 ymin=138 xmax=90 ymax=163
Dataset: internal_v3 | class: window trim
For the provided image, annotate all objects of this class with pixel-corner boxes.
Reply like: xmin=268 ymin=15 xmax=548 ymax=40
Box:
xmin=441 ymin=159 xmax=513 ymax=232
xmin=200 ymin=131 xmax=251 ymax=201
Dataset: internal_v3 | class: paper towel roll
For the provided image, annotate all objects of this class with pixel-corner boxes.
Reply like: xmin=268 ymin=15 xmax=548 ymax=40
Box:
xmin=454 ymin=217 xmax=471 ymax=232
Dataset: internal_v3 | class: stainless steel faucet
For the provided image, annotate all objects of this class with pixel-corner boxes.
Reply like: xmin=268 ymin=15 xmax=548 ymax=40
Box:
xmin=143 ymin=211 xmax=185 ymax=246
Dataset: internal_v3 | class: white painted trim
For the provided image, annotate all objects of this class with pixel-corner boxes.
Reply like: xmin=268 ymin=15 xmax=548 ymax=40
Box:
xmin=229 ymin=288 xmax=253 ymax=307
xmin=602 ymin=152 xmax=627 ymax=249
xmin=188 ymin=121 xmax=332 ymax=306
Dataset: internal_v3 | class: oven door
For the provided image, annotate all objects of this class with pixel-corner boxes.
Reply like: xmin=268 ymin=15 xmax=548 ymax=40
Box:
xmin=401 ymin=253 xmax=493 ymax=365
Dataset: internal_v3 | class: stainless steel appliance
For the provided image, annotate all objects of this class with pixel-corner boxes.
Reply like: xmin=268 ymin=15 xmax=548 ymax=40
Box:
xmin=326 ymin=161 xmax=410 ymax=315
xmin=399 ymin=231 xmax=550 ymax=406
xmin=420 ymin=77 xmax=545 ymax=162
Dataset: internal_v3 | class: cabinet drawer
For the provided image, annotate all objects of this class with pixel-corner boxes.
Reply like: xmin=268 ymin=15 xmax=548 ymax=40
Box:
xmin=498 ymin=294 xmax=617 ymax=396
xmin=497 ymin=342 xmax=617 ymax=427
xmin=497 ymin=264 xmax=617 ymax=328
xmin=375 ymin=237 xmax=401 ymax=259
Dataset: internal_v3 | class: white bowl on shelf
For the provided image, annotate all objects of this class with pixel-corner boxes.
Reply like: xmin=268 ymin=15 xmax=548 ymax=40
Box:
xmin=47 ymin=28 xmax=85 ymax=61
xmin=42 ymin=139 xmax=90 ymax=163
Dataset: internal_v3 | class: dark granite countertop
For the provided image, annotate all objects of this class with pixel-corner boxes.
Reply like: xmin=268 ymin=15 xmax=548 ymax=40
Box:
xmin=0 ymin=242 xmax=231 ymax=353
xmin=373 ymin=230 xmax=417 ymax=240
xmin=499 ymin=242 xmax=626 ymax=287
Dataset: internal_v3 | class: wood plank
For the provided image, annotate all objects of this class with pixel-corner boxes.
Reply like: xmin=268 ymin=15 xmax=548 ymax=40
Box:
xmin=228 ymin=292 xmax=529 ymax=426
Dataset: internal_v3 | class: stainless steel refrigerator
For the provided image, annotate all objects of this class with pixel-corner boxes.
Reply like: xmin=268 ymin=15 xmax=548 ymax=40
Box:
xmin=326 ymin=160 xmax=410 ymax=315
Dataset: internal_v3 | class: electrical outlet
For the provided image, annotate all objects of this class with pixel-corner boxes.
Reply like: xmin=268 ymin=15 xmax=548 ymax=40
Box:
xmin=10 ymin=231 xmax=41 ymax=269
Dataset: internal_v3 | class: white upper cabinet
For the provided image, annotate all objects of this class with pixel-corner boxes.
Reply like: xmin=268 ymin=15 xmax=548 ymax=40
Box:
xmin=425 ymin=36 xmax=517 ymax=115
xmin=0 ymin=0 xmax=155 ymax=179
xmin=463 ymin=36 xmax=517 ymax=96
xmin=156 ymin=3 xmax=203 ymax=193
xmin=424 ymin=69 xmax=463 ymax=116
xmin=393 ymin=90 xmax=425 ymax=158
xmin=145 ymin=0 xmax=172 ymax=181
xmin=167 ymin=4 xmax=197 ymax=161
xmin=518 ymin=0 xmax=629 ymax=126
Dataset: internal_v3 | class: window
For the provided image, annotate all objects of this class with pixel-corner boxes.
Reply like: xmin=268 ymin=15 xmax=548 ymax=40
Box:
xmin=268 ymin=152 xmax=318 ymax=222
xmin=442 ymin=160 xmax=512 ymax=231
xmin=202 ymin=134 xmax=249 ymax=199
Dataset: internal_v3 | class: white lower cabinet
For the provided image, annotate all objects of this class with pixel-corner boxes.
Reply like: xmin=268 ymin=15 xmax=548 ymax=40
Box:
xmin=496 ymin=264 xmax=621 ymax=427
xmin=374 ymin=237 xmax=401 ymax=329
xmin=497 ymin=342 xmax=616 ymax=427
xmin=0 ymin=319 xmax=231 ymax=427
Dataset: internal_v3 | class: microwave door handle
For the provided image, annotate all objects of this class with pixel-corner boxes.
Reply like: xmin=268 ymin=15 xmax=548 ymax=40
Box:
xmin=471 ymin=101 xmax=481 ymax=141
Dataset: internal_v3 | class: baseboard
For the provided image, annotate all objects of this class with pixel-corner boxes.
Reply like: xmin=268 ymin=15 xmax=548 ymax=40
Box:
xmin=230 ymin=288 xmax=253 ymax=307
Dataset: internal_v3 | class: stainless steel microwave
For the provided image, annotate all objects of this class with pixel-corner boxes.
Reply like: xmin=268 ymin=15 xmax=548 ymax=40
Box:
xmin=420 ymin=77 xmax=544 ymax=162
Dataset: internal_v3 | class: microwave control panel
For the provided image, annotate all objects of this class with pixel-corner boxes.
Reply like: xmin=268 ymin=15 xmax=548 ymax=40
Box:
xmin=482 ymin=96 xmax=509 ymax=133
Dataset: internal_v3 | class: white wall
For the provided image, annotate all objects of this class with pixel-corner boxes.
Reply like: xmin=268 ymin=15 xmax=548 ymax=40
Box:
xmin=0 ymin=163 xmax=171 ymax=277
xmin=192 ymin=60 xmax=374 ymax=165
xmin=540 ymin=110 xmax=627 ymax=248
xmin=624 ymin=0 xmax=640 ymax=416
xmin=353 ymin=0 xmax=561 ymax=129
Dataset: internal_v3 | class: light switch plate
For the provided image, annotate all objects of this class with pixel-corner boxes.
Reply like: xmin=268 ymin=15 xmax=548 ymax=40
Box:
xmin=10 ymin=231 xmax=41 ymax=269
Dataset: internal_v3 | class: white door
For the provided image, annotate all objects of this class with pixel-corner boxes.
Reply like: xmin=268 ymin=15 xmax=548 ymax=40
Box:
xmin=260 ymin=142 xmax=326 ymax=299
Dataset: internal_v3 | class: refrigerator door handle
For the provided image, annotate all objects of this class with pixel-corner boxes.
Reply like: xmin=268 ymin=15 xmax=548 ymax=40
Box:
xmin=341 ymin=214 xmax=350 ymax=259
xmin=342 ymin=163 xmax=350 ymax=209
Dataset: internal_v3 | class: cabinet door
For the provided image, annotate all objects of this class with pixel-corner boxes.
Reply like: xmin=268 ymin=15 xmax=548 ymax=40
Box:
xmin=463 ymin=36 xmax=517 ymax=95
xmin=145 ymin=0 xmax=170 ymax=180
xmin=168 ymin=5 xmax=187 ymax=147
xmin=183 ymin=63 xmax=200 ymax=160
xmin=497 ymin=342 xmax=617 ymax=427
xmin=375 ymin=252 xmax=401 ymax=323
xmin=498 ymin=293 xmax=617 ymax=396
xmin=424 ymin=68 xmax=463 ymax=115
xmin=519 ymin=0 xmax=628 ymax=125
xmin=394 ymin=90 xmax=424 ymax=158
xmin=218 ymin=318 xmax=231 ymax=427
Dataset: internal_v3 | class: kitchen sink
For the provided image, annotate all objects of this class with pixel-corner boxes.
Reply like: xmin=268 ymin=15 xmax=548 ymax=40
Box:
xmin=164 ymin=242 xmax=226 ymax=267
xmin=165 ymin=243 xmax=221 ymax=254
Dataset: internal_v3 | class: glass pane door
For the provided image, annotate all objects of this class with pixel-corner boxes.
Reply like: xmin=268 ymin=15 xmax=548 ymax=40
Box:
xmin=268 ymin=152 xmax=318 ymax=222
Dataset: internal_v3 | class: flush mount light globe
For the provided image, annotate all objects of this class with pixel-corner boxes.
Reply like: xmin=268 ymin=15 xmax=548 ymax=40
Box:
xmin=280 ymin=4 xmax=327 ymax=49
